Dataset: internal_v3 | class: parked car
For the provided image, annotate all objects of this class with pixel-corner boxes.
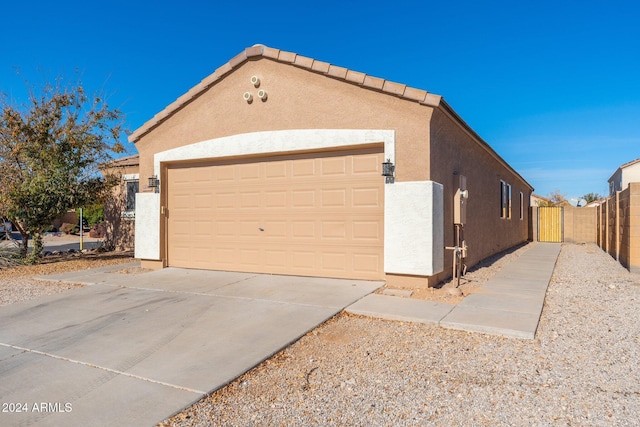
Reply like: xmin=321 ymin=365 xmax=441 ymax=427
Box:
xmin=0 ymin=219 xmax=12 ymax=239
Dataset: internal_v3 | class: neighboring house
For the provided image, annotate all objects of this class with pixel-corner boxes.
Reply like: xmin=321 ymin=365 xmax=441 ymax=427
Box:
xmin=129 ymin=45 xmax=532 ymax=287
xmin=584 ymin=199 xmax=605 ymax=208
xmin=608 ymin=158 xmax=640 ymax=195
xmin=52 ymin=210 xmax=79 ymax=231
xmin=530 ymin=193 xmax=552 ymax=207
xmin=100 ymin=154 xmax=140 ymax=251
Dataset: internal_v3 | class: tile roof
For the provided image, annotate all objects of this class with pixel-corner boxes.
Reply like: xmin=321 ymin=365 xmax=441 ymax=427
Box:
xmin=100 ymin=154 xmax=140 ymax=169
xmin=608 ymin=157 xmax=640 ymax=182
xmin=620 ymin=157 xmax=640 ymax=169
xmin=128 ymin=45 xmax=442 ymax=143
xmin=127 ymin=44 xmax=533 ymax=191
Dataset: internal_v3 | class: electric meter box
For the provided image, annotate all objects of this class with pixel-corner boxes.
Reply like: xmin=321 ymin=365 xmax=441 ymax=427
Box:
xmin=454 ymin=174 xmax=467 ymax=225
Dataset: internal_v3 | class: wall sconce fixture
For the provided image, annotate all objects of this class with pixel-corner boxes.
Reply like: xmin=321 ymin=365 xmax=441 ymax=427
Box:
xmin=382 ymin=159 xmax=395 ymax=184
xmin=148 ymin=175 xmax=159 ymax=189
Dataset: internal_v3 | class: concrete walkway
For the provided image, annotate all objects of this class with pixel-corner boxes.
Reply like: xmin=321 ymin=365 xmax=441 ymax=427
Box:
xmin=0 ymin=268 xmax=382 ymax=427
xmin=347 ymin=243 xmax=562 ymax=339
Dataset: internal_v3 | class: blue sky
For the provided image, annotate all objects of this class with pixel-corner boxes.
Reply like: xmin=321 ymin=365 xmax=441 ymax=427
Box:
xmin=2 ymin=0 xmax=639 ymax=203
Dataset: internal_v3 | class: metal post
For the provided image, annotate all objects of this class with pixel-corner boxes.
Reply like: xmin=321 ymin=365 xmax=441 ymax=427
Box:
xmin=80 ymin=208 xmax=83 ymax=251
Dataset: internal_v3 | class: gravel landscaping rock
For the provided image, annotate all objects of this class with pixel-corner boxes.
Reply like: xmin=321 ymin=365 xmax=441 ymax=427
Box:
xmin=0 ymin=252 xmax=134 ymax=306
xmin=1 ymin=243 xmax=638 ymax=425
xmin=160 ymin=243 xmax=640 ymax=426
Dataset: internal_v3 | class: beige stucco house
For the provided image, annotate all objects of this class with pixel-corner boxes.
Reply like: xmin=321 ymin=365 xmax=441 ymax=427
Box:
xmin=128 ymin=45 xmax=532 ymax=288
xmin=101 ymin=154 xmax=139 ymax=251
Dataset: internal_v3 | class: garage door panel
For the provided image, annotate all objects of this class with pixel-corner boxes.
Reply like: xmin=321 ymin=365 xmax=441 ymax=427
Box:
xmin=239 ymin=248 xmax=260 ymax=265
xmin=292 ymin=190 xmax=315 ymax=207
xmin=322 ymin=252 xmax=347 ymax=272
xmin=239 ymin=192 xmax=261 ymax=208
xmin=352 ymin=221 xmax=382 ymax=240
xmin=322 ymin=221 xmax=347 ymax=239
xmin=191 ymin=167 xmax=212 ymax=183
xmin=321 ymin=189 xmax=346 ymax=207
xmin=215 ymin=165 xmax=236 ymax=181
xmin=239 ymin=163 xmax=261 ymax=181
xmin=353 ymin=154 xmax=381 ymax=174
xmin=353 ymin=253 xmax=381 ymax=274
xmin=215 ymin=248 xmax=236 ymax=264
xmin=215 ymin=192 xmax=236 ymax=209
xmin=264 ymin=221 xmax=287 ymax=238
xmin=193 ymin=193 xmax=213 ymax=209
xmin=292 ymin=251 xmax=317 ymax=269
xmin=265 ymin=161 xmax=287 ymax=179
xmin=167 ymin=148 xmax=384 ymax=279
xmin=265 ymin=191 xmax=287 ymax=208
xmin=193 ymin=220 xmax=212 ymax=235
xmin=216 ymin=221 xmax=235 ymax=237
xmin=239 ymin=221 xmax=261 ymax=237
xmin=171 ymin=220 xmax=191 ymax=236
xmin=265 ymin=250 xmax=287 ymax=267
xmin=193 ymin=246 xmax=213 ymax=263
xmin=352 ymin=187 xmax=382 ymax=207
xmin=321 ymin=157 xmax=347 ymax=175
xmin=293 ymin=159 xmax=315 ymax=177
xmin=292 ymin=221 xmax=315 ymax=239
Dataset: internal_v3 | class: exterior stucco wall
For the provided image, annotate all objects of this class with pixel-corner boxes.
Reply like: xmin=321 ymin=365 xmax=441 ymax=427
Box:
xmin=134 ymin=193 xmax=160 ymax=259
xmin=102 ymin=162 xmax=138 ymax=251
xmin=137 ymin=129 xmax=444 ymax=278
xmin=384 ymin=181 xmax=444 ymax=275
xmin=609 ymin=170 xmax=622 ymax=195
xmin=152 ymin=129 xmax=395 ymax=178
xmin=135 ymin=58 xmax=432 ymax=191
xmin=610 ymin=163 xmax=640 ymax=195
xmin=622 ymin=163 xmax=640 ymax=192
xmin=133 ymin=56 xmax=530 ymax=285
xmin=428 ymin=108 xmax=531 ymax=277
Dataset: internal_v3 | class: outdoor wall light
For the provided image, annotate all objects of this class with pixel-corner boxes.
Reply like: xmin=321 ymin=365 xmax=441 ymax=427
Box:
xmin=382 ymin=159 xmax=395 ymax=184
xmin=148 ymin=175 xmax=159 ymax=189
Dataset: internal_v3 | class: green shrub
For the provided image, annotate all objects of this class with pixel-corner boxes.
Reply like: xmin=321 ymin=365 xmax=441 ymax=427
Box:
xmin=82 ymin=204 xmax=104 ymax=226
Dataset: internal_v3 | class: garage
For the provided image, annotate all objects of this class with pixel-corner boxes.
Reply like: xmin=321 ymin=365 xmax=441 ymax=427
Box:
xmin=129 ymin=45 xmax=529 ymax=288
xmin=165 ymin=147 xmax=384 ymax=280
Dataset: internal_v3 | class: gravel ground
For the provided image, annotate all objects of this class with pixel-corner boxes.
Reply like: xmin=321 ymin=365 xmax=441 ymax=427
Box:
xmin=0 ymin=251 xmax=134 ymax=306
xmin=1 ymin=243 xmax=638 ymax=425
xmin=160 ymin=243 xmax=640 ymax=426
xmin=405 ymin=242 xmax=531 ymax=304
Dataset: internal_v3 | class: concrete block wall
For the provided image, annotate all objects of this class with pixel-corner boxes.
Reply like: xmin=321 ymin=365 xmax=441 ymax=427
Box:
xmin=607 ymin=197 xmax=617 ymax=259
xmin=629 ymin=183 xmax=640 ymax=273
xmin=564 ymin=206 xmax=597 ymax=243
xmin=618 ymin=188 xmax=630 ymax=269
xmin=597 ymin=183 xmax=640 ymax=273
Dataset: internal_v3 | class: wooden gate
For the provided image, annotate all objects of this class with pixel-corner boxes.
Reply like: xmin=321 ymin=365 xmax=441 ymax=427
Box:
xmin=538 ymin=207 xmax=563 ymax=242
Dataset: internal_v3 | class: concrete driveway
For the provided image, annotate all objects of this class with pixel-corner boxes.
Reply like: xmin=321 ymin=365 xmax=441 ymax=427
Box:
xmin=0 ymin=266 xmax=382 ymax=426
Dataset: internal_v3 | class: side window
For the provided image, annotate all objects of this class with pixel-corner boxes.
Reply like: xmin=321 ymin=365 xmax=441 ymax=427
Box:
xmin=519 ymin=192 xmax=524 ymax=220
xmin=126 ymin=180 xmax=139 ymax=211
xmin=500 ymin=181 xmax=512 ymax=219
xmin=500 ymin=181 xmax=507 ymax=218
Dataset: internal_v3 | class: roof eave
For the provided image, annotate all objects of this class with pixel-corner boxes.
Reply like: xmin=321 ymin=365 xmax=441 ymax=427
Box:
xmin=128 ymin=45 xmax=443 ymax=143
xmin=437 ymin=99 xmax=534 ymax=192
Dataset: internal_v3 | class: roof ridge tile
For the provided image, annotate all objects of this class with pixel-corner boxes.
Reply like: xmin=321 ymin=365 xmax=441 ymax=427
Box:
xmin=129 ymin=44 xmax=441 ymax=142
